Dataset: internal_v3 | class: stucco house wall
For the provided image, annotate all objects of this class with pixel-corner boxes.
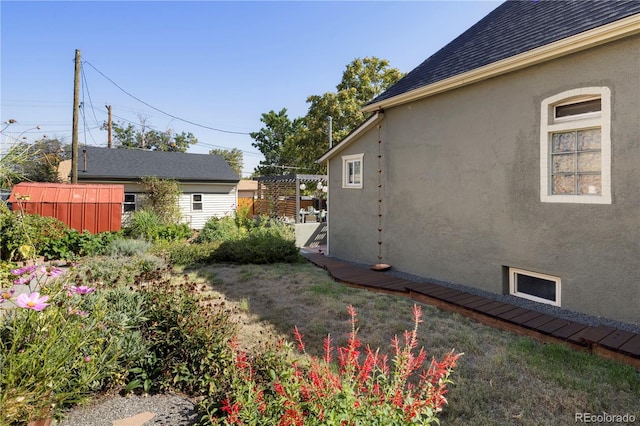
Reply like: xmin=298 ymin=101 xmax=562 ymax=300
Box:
xmin=327 ymin=35 xmax=640 ymax=325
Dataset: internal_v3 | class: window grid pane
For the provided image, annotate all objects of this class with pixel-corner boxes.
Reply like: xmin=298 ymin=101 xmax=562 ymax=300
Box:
xmin=347 ymin=160 xmax=361 ymax=185
xmin=550 ymin=129 xmax=601 ymax=195
xmin=192 ymin=194 xmax=203 ymax=211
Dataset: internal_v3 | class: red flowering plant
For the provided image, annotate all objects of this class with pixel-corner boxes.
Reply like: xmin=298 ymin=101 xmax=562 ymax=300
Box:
xmin=205 ymin=304 xmax=461 ymax=425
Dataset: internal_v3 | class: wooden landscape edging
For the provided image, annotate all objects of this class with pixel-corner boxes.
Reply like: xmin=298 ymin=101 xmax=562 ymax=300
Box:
xmin=301 ymin=252 xmax=640 ymax=369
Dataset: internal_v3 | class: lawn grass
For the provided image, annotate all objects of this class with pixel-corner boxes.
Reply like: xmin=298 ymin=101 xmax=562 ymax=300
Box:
xmin=191 ymin=262 xmax=640 ymax=425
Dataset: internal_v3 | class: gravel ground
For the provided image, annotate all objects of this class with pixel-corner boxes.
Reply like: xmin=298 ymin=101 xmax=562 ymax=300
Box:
xmin=57 ymin=393 xmax=199 ymax=426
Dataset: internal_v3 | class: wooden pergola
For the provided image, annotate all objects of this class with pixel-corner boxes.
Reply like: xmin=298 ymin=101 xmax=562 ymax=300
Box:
xmin=255 ymin=174 xmax=327 ymax=223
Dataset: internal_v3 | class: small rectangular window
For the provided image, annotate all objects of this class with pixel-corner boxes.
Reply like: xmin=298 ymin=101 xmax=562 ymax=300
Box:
xmin=342 ymin=154 xmax=364 ymax=189
xmin=509 ymin=268 xmax=561 ymax=306
xmin=192 ymin=194 xmax=203 ymax=211
xmin=123 ymin=193 xmax=136 ymax=212
xmin=555 ymin=98 xmax=601 ymax=119
xmin=348 ymin=161 xmax=361 ymax=185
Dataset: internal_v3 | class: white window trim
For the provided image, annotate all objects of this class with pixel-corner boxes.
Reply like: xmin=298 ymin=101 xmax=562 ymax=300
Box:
xmin=342 ymin=153 xmax=364 ymax=189
xmin=509 ymin=267 xmax=561 ymax=307
xmin=540 ymin=87 xmax=611 ymax=204
xmin=192 ymin=194 xmax=203 ymax=211
xmin=123 ymin=193 xmax=137 ymax=212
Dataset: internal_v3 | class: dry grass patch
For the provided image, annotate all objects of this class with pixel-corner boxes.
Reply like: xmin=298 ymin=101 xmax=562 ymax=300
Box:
xmin=188 ymin=262 xmax=639 ymax=425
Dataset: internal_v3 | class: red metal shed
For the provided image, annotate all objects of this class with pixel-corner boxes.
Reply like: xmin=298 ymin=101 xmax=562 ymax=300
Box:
xmin=8 ymin=183 xmax=124 ymax=234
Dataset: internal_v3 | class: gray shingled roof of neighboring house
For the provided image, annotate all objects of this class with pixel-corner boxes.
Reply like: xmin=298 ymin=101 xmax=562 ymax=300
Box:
xmin=371 ymin=0 xmax=640 ymax=105
xmin=75 ymin=146 xmax=239 ymax=182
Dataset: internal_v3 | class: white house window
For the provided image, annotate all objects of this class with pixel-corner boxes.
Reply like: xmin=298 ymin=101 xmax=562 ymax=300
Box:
xmin=342 ymin=154 xmax=364 ymax=189
xmin=192 ymin=194 xmax=203 ymax=211
xmin=540 ymin=87 xmax=611 ymax=204
xmin=509 ymin=267 xmax=561 ymax=307
xmin=123 ymin=193 xmax=136 ymax=212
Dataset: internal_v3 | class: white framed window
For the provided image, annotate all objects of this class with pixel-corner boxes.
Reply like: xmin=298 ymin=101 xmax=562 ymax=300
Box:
xmin=540 ymin=87 xmax=611 ymax=204
xmin=342 ymin=154 xmax=364 ymax=189
xmin=192 ymin=194 xmax=203 ymax=211
xmin=123 ymin=193 xmax=136 ymax=212
xmin=509 ymin=267 xmax=561 ymax=307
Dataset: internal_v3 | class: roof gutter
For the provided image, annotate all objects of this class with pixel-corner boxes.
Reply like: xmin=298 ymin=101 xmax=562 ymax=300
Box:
xmin=363 ymin=13 xmax=640 ymax=113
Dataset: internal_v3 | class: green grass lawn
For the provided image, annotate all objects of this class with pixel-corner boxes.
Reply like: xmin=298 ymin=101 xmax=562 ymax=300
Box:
xmin=196 ymin=262 xmax=640 ymax=425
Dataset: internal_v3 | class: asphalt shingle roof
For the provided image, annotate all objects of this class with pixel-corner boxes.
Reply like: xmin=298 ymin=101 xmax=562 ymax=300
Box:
xmin=76 ymin=146 xmax=239 ymax=182
xmin=371 ymin=0 xmax=640 ymax=105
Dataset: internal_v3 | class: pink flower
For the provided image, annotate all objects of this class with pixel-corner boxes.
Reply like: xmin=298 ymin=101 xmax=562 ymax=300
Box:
xmin=84 ymin=356 xmax=91 ymax=363
xmin=39 ymin=266 xmax=64 ymax=277
xmin=69 ymin=285 xmax=96 ymax=295
xmin=11 ymin=265 xmax=37 ymax=285
xmin=10 ymin=265 xmax=37 ymax=276
xmin=15 ymin=292 xmax=50 ymax=311
xmin=0 ymin=288 xmax=15 ymax=303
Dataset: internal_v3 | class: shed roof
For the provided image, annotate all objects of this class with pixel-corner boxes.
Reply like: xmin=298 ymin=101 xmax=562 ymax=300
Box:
xmin=72 ymin=146 xmax=239 ymax=183
xmin=368 ymin=0 xmax=640 ymax=108
xmin=8 ymin=182 xmax=124 ymax=204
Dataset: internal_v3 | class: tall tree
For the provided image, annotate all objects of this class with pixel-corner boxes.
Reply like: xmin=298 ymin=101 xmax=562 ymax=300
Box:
xmin=7 ymin=138 xmax=66 ymax=184
xmin=251 ymin=57 xmax=403 ymax=175
xmin=250 ymin=108 xmax=300 ymax=176
xmin=210 ymin=147 xmax=244 ymax=177
xmin=337 ymin=57 xmax=404 ymax=105
xmin=103 ymin=117 xmax=197 ymax=152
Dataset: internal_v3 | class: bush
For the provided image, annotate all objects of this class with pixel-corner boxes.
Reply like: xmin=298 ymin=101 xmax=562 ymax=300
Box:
xmin=72 ymin=254 xmax=165 ymax=289
xmin=128 ymin=274 xmax=237 ymax=395
xmin=193 ymin=213 xmax=299 ymax=264
xmin=157 ymin=223 xmax=193 ymax=242
xmin=210 ymin=233 xmax=302 ymax=264
xmin=0 ymin=266 xmax=146 ymax=423
xmin=0 ymin=209 xmax=117 ymax=261
xmin=125 ymin=210 xmax=192 ymax=243
xmin=194 ymin=216 xmax=244 ymax=243
xmin=152 ymin=240 xmax=221 ymax=266
xmin=124 ymin=210 xmax=163 ymax=241
xmin=106 ymin=238 xmax=151 ymax=257
xmin=138 ymin=176 xmax=182 ymax=225
xmin=202 ymin=305 xmax=461 ymax=425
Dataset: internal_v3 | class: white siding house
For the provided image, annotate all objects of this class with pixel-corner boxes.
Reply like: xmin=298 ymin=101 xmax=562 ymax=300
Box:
xmin=60 ymin=146 xmax=240 ymax=229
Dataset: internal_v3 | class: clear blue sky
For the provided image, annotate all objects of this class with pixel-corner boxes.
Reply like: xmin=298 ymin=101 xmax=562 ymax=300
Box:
xmin=1 ymin=1 xmax=502 ymax=177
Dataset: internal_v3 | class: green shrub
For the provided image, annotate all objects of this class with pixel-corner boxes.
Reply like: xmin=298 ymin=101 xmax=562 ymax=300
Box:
xmin=152 ymin=240 xmax=221 ymax=266
xmin=0 ymin=267 xmax=146 ymax=423
xmin=0 ymin=211 xmax=64 ymax=261
xmin=194 ymin=216 xmax=244 ymax=243
xmin=72 ymin=254 xmax=166 ymax=289
xmin=139 ymin=176 xmax=182 ymax=225
xmin=0 ymin=210 xmax=117 ymax=261
xmin=210 ymin=233 xmax=302 ymax=264
xmin=130 ymin=276 xmax=236 ymax=395
xmin=106 ymin=238 xmax=151 ymax=257
xmin=124 ymin=210 xmax=163 ymax=241
xmin=157 ymin=223 xmax=193 ymax=242
xmin=125 ymin=210 xmax=193 ymax=243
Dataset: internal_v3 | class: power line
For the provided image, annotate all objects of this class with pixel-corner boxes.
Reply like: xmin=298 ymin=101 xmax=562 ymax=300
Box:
xmin=83 ymin=61 xmax=253 ymax=135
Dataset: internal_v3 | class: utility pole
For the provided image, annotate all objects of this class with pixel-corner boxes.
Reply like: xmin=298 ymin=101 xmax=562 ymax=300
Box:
xmin=106 ymin=105 xmax=112 ymax=148
xmin=71 ymin=49 xmax=81 ymax=183
xmin=328 ymin=116 xmax=333 ymax=148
